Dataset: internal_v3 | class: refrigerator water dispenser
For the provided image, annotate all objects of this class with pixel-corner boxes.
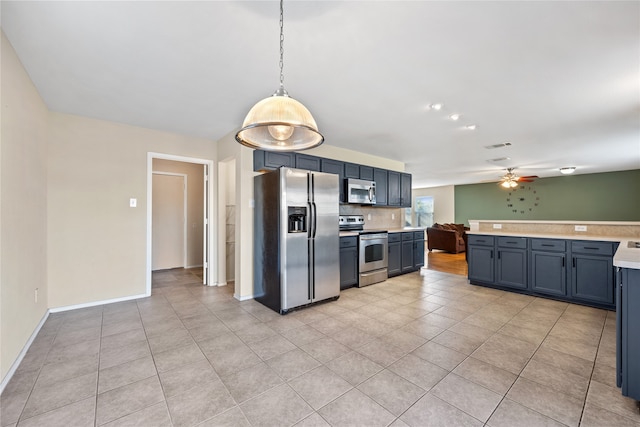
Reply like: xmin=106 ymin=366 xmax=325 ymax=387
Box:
xmin=288 ymin=206 xmax=307 ymax=233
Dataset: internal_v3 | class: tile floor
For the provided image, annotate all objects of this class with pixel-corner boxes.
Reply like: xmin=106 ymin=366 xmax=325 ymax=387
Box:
xmin=2 ymin=268 xmax=640 ymax=427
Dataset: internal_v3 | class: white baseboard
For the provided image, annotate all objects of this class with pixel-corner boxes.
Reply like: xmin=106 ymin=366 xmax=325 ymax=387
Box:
xmin=235 ymin=293 xmax=254 ymax=301
xmin=185 ymin=264 xmax=203 ymax=269
xmin=0 ymin=309 xmax=50 ymax=395
xmin=49 ymin=293 xmax=148 ymax=313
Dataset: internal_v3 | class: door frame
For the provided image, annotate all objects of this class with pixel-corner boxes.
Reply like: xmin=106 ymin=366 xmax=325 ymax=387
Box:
xmin=146 ymin=152 xmax=216 ymax=295
xmin=151 ymin=171 xmax=188 ymax=270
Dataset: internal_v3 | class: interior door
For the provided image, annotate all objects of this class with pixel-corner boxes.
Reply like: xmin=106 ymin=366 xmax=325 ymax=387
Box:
xmin=152 ymin=173 xmax=185 ymax=270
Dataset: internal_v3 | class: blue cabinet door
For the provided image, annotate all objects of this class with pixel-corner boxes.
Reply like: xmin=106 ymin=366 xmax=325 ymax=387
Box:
xmin=496 ymin=248 xmax=527 ymax=290
xmin=339 ymin=246 xmax=358 ymax=289
xmin=401 ymin=173 xmax=412 ymax=208
xmin=373 ymin=168 xmax=388 ymax=206
xmin=295 ymin=153 xmax=321 ymax=171
xmin=388 ymin=241 xmax=401 ymax=277
xmin=401 ymin=240 xmax=414 ymax=273
xmin=468 ymin=245 xmax=494 ymax=283
xmin=571 ymin=254 xmax=614 ymax=305
xmin=414 ymin=237 xmax=425 ymax=269
xmin=387 ymin=171 xmax=401 ymax=206
xmin=531 ymin=251 xmax=566 ymax=296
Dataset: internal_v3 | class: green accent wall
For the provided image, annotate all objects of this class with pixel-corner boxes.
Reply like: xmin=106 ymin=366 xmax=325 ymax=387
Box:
xmin=455 ymin=169 xmax=640 ymax=225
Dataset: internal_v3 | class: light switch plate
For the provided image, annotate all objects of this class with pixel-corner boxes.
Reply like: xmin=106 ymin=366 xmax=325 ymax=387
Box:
xmin=129 ymin=198 xmax=137 ymax=208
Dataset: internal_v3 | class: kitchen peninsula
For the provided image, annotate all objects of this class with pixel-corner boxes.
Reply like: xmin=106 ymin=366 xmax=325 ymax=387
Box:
xmin=465 ymin=219 xmax=640 ymax=310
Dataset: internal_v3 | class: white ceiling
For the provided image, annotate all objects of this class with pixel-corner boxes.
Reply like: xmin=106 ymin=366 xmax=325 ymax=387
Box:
xmin=2 ymin=1 xmax=639 ymax=188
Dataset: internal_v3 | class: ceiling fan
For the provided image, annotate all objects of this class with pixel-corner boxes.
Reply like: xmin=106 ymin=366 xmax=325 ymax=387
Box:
xmin=499 ymin=168 xmax=538 ymax=188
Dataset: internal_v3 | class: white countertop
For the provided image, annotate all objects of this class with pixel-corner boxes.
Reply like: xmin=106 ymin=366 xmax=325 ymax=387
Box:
xmin=467 ymin=230 xmax=640 ymax=270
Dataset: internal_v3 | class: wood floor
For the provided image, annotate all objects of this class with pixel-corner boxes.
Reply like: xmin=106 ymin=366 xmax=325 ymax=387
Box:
xmin=423 ymin=250 xmax=468 ymax=276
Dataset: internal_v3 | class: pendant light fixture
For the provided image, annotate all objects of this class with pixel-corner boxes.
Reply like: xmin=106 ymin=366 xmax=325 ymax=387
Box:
xmin=235 ymin=0 xmax=323 ymax=151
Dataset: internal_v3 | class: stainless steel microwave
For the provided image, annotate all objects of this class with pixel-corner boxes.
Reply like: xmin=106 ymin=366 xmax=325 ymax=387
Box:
xmin=345 ymin=178 xmax=376 ymax=204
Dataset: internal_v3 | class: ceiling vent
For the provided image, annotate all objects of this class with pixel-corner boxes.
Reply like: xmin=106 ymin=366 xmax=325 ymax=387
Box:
xmin=484 ymin=142 xmax=512 ymax=149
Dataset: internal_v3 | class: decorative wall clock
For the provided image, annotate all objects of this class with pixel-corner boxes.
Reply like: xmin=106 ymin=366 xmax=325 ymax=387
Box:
xmin=506 ymin=185 xmax=540 ymax=214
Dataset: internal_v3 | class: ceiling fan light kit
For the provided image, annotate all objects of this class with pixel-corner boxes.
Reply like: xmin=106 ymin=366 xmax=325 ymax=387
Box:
xmin=235 ymin=0 xmax=323 ymax=152
xmin=560 ymin=167 xmax=576 ymax=174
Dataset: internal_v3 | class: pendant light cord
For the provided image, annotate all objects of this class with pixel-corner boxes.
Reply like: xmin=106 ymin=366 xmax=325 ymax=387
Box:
xmin=279 ymin=0 xmax=285 ymax=89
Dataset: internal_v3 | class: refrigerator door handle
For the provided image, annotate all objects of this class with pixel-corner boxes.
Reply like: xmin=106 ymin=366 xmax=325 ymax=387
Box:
xmin=312 ymin=202 xmax=317 ymax=238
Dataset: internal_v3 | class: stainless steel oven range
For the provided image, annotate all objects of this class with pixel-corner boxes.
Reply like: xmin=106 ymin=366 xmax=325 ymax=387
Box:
xmin=339 ymin=215 xmax=388 ymax=287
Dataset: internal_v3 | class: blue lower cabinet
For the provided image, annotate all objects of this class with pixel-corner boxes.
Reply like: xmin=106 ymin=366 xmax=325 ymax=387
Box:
xmin=530 ymin=251 xmax=567 ymax=297
xmin=468 ymin=245 xmax=495 ymax=284
xmin=617 ymin=267 xmax=640 ymax=401
xmin=339 ymin=237 xmax=358 ymax=289
xmin=468 ymin=235 xmax=618 ymax=310
xmin=497 ymin=248 xmax=527 ymax=290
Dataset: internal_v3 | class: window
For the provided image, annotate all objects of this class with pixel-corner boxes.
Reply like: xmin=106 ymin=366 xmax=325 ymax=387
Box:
xmin=405 ymin=196 xmax=434 ymax=227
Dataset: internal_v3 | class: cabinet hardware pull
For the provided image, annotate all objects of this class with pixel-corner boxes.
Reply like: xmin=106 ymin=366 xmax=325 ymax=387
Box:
xmin=572 ymin=257 xmax=576 ymax=268
xmin=583 ymin=247 xmax=599 ymax=250
xmin=562 ymin=257 xmax=565 ymax=267
xmin=490 ymin=250 xmax=494 ymax=258
xmin=498 ymin=251 xmax=501 ymax=259
xmin=506 ymin=241 xmax=517 ymax=244
xmin=541 ymin=244 xmax=554 ymax=247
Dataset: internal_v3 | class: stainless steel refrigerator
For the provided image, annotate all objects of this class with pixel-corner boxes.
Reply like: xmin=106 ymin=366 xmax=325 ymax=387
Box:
xmin=254 ymin=167 xmax=340 ymax=314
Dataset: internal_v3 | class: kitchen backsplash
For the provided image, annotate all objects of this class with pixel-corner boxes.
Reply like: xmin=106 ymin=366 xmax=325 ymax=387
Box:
xmin=339 ymin=204 xmax=404 ymax=230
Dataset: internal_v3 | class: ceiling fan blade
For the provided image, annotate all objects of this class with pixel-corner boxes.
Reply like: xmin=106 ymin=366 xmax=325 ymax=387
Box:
xmin=520 ymin=175 xmax=539 ymax=179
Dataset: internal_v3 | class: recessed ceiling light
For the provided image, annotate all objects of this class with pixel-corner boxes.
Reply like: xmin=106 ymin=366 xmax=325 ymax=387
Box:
xmin=429 ymin=103 xmax=444 ymax=111
xmin=560 ymin=167 xmax=576 ymax=174
xmin=484 ymin=142 xmax=512 ymax=149
xmin=450 ymin=114 xmax=461 ymax=121
xmin=465 ymin=124 xmax=477 ymax=130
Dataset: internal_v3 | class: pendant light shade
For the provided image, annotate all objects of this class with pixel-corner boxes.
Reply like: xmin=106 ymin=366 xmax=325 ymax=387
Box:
xmin=235 ymin=0 xmax=323 ymax=152
xmin=235 ymin=88 xmax=324 ymax=151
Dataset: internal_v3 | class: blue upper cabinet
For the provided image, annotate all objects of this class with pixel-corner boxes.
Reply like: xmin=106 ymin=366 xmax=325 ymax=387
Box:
xmin=344 ymin=162 xmax=360 ymax=179
xmin=253 ymin=150 xmax=294 ymax=171
xmin=374 ymin=168 xmax=388 ymax=206
xmin=295 ymin=153 xmax=321 ymax=171
xmin=360 ymin=166 xmax=374 ymax=181
xmin=252 ymin=150 xmax=410 ymax=208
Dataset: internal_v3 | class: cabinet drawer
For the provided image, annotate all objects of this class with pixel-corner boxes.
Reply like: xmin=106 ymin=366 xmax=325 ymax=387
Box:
xmin=531 ymin=238 xmax=565 ymax=252
xmin=467 ymin=235 xmax=495 ymax=246
xmin=402 ymin=232 xmax=414 ymax=241
xmin=571 ymin=241 xmax=614 ymax=256
xmin=498 ymin=236 xmax=527 ymax=249
xmin=388 ymin=233 xmax=402 ymax=243
xmin=340 ymin=236 xmax=358 ymax=248
xmin=413 ymin=231 xmax=425 ymax=241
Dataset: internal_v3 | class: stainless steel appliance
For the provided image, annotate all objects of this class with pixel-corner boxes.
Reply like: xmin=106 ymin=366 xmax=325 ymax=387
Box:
xmin=254 ymin=167 xmax=340 ymax=314
xmin=359 ymin=231 xmax=388 ymax=287
xmin=346 ymin=178 xmax=376 ymax=205
xmin=339 ymin=215 xmax=388 ymax=287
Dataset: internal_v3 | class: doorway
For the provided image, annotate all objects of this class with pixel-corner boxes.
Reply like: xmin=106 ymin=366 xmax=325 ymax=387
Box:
xmin=152 ymin=172 xmax=187 ymax=271
xmin=146 ymin=153 xmax=216 ymax=296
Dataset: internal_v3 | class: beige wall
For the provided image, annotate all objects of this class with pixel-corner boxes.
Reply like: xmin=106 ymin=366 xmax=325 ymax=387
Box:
xmin=47 ymin=113 xmax=216 ymax=308
xmin=152 ymin=159 xmax=204 ymax=268
xmin=413 ymin=185 xmax=455 ymax=225
xmin=1 ymin=33 xmax=50 ymax=382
